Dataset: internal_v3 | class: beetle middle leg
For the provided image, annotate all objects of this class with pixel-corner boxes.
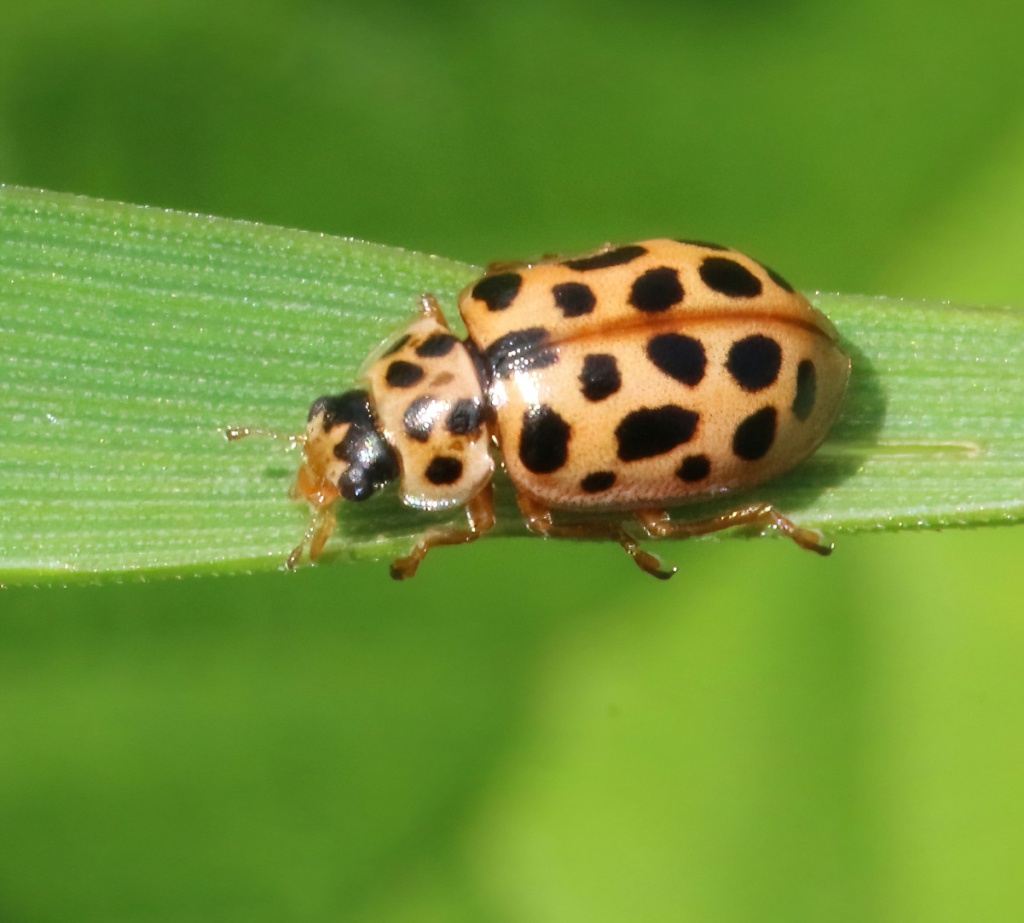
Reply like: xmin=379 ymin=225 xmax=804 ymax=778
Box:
xmin=516 ymin=493 xmax=677 ymax=580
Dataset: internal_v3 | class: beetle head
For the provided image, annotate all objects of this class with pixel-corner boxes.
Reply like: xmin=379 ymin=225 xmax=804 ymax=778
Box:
xmin=300 ymin=390 xmax=399 ymax=504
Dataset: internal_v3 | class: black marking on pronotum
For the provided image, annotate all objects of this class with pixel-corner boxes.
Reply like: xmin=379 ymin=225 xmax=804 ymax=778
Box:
xmin=385 ymin=360 xmax=425 ymax=388
xmin=415 ymin=333 xmax=459 ymax=358
xmin=733 ymin=406 xmax=777 ymax=461
xmin=402 ymin=396 xmax=436 ymax=443
xmin=579 ymin=354 xmax=621 ymax=402
xmin=699 ymin=257 xmax=763 ymax=298
xmin=472 ymin=272 xmax=522 ymax=311
xmin=445 ymin=398 xmax=483 ymax=436
xmin=646 ymin=333 xmax=706 ymax=386
xmin=484 ymin=327 xmax=559 ymax=380
xmin=615 ymin=405 xmax=698 ymax=462
xmin=726 ymin=335 xmax=782 ymax=393
xmin=425 ymin=455 xmax=464 ymax=485
xmin=629 ymin=267 xmax=684 ymax=312
xmin=519 ymin=405 xmax=571 ymax=474
xmin=563 ymin=244 xmax=648 ymax=272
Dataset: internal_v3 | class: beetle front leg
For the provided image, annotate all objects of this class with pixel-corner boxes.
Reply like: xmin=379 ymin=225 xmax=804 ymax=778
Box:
xmin=390 ymin=483 xmax=497 ymax=580
xmin=285 ymin=504 xmax=338 ymax=570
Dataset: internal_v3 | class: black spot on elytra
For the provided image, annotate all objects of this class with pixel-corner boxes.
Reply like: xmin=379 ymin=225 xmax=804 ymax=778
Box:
xmin=677 ymin=454 xmax=711 ymax=483
xmin=675 ymin=239 xmax=728 ymax=251
xmin=446 ymin=398 xmax=483 ymax=436
xmin=646 ymin=333 xmax=706 ymax=386
xmin=552 ymin=281 xmax=596 ymax=318
xmin=581 ymin=471 xmax=616 ymax=493
xmin=472 ymin=272 xmax=522 ymax=311
xmin=562 ymin=244 xmax=647 ymax=272
xmin=792 ymin=359 xmax=817 ymax=421
xmin=484 ymin=327 xmax=559 ymax=380
xmin=402 ymin=396 xmax=435 ymax=443
xmin=629 ymin=267 xmax=684 ymax=313
xmin=733 ymin=406 xmax=777 ymax=461
xmin=616 ymin=405 xmax=698 ymax=462
xmin=415 ymin=333 xmax=458 ymax=358
xmin=425 ymin=455 xmax=464 ymax=485
xmin=762 ymin=263 xmax=795 ymax=293
xmin=726 ymin=335 xmax=782 ymax=392
xmin=381 ymin=334 xmax=411 ymax=358
xmin=519 ymin=405 xmax=571 ymax=474
xmin=385 ymin=360 xmax=425 ymax=388
xmin=699 ymin=257 xmax=763 ymax=298
xmin=580 ymin=354 xmax=621 ymax=402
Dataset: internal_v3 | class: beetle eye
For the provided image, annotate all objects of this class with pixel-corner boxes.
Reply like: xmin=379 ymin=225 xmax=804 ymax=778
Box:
xmin=334 ymin=421 xmax=400 ymax=502
xmin=338 ymin=469 xmax=375 ymax=502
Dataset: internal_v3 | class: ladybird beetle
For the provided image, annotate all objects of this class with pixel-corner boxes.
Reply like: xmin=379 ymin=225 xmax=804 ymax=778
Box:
xmin=230 ymin=239 xmax=850 ymax=579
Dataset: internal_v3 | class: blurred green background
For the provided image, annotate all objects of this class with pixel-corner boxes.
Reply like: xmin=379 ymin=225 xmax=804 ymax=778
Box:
xmin=3 ymin=1 xmax=1024 ymax=920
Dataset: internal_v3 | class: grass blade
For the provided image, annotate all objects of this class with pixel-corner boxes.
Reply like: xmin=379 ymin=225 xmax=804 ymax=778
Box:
xmin=1 ymin=186 xmax=1022 ymax=583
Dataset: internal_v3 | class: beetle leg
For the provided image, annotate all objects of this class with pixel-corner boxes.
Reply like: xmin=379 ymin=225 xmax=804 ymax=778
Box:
xmin=284 ymin=505 xmax=337 ymax=570
xmin=390 ymin=483 xmax=497 ymax=580
xmin=634 ymin=503 xmax=832 ymax=555
xmin=484 ymin=258 xmax=530 ymax=273
xmin=516 ymin=493 xmax=677 ymax=580
xmin=226 ymin=424 xmax=325 ymax=569
xmin=416 ymin=292 xmax=448 ymax=324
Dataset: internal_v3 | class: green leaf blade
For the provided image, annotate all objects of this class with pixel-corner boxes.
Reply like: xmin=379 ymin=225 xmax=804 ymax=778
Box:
xmin=817 ymin=293 xmax=1024 ymax=532
xmin=1 ymin=186 xmax=1022 ymax=584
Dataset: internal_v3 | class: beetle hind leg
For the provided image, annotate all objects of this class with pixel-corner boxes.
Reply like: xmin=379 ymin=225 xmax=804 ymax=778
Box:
xmin=635 ymin=503 xmax=832 ymax=556
xmin=390 ymin=484 xmax=496 ymax=580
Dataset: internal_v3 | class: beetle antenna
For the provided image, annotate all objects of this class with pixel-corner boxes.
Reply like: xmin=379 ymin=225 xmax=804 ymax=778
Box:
xmin=224 ymin=426 xmax=305 ymax=449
